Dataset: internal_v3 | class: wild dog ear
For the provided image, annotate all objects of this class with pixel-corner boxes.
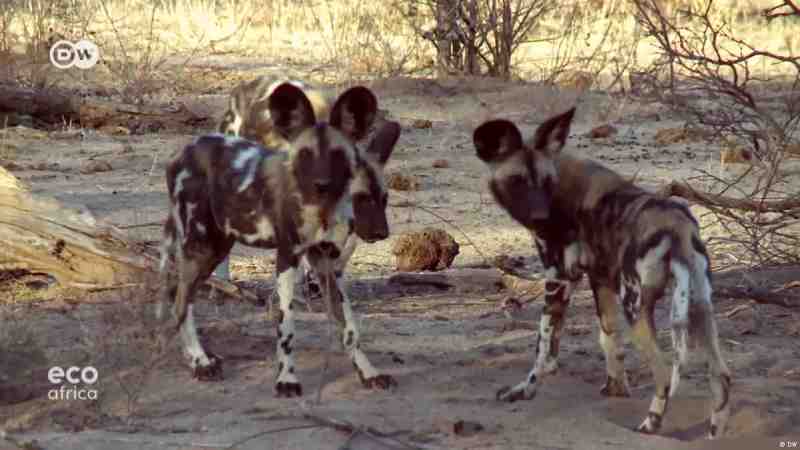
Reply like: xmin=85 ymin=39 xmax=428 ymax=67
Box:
xmin=329 ymin=86 xmax=378 ymax=142
xmin=473 ymin=119 xmax=523 ymax=163
xmin=366 ymin=121 xmax=401 ymax=166
xmin=267 ymin=82 xmax=317 ymax=140
xmin=531 ymin=107 xmax=575 ymax=155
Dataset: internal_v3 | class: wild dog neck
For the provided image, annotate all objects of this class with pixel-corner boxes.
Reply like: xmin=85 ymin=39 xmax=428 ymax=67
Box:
xmin=549 ymin=153 xmax=632 ymax=218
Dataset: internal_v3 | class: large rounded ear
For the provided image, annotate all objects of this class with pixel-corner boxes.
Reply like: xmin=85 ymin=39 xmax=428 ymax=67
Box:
xmin=366 ymin=121 xmax=401 ymax=166
xmin=329 ymin=86 xmax=378 ymax=142
xmin=531 ymin=107 xmax=575 ymax=155
xmin=473 ymin=119 xmax=523 ymax=163
xmin=267 ymin=82 xmax=317 ymax=140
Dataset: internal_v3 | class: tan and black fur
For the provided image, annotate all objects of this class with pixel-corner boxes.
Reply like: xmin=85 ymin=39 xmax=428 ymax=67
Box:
xmin=473 ymin=108 xmax=732 ymax=439
xmin=213 ymin=76 xmax=389 ymax=299
xmin=158 ymin=83 xmax=399 ymax=397
xmin=218 ymin=76 xmax=331 ymax=149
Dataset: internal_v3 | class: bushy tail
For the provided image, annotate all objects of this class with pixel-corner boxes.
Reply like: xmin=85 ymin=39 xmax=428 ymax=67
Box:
xmin=668 ymin=231 xmax=711 ymax=397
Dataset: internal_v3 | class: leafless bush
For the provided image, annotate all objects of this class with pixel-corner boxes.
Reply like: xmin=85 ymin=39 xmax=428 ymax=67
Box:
xmin=301 ymin=0 xmax=428 ymax=81
xmin=397 ymin=0 xmax=556 ymax=78
xmin=634 ymin=0 xmax=800 ymax=265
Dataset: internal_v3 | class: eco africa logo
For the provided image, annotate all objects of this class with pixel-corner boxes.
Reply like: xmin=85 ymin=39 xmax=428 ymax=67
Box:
xmin=48 ymin=366 xmax=99 ymax=400
xmin=49 ymin=39 xmax=100 ymax=70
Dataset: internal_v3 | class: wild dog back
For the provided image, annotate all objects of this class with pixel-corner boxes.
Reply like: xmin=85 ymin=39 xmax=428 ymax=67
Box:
xmin=218 ymin=76 xmax=331 ymax=149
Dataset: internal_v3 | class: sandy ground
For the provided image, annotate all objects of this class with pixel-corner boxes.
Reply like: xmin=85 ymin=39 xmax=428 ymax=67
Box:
xmin=1 ymin=61 xmax=800 ymax=449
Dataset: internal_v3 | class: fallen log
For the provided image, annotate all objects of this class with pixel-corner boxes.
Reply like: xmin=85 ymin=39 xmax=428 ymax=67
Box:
xmin=0 ymin=167 xmax=254 ymax=301
xmin=0 ymin=84 xmax=79 ymax=125
xmin=659 ymin=180 xmax=800 ymax=213
xmin=0 ymin=84 xmax=212 ymax=132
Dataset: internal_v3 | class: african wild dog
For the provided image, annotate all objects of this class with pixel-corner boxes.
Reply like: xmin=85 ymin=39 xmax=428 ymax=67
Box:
xmin=212 ymin=76 xmax=359 ymax=297
xmin=473 ymin=108 xmax=731 ymax=438
xmin=157 ymin=82 xmax=400 ymax=396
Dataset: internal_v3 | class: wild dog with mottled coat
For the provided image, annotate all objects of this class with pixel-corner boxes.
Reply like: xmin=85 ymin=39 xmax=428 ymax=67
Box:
xmin=158 ymin=82 xmax=399 ymax=396
xmin=213 ymin=76 xmax=359 ymax=295
xmin=473 ymin=108 xmax=731 ymax=438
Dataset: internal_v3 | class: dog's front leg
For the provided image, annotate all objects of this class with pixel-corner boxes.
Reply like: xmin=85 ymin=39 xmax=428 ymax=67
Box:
xmin=273 ymin=247 xmax=303 ymax=398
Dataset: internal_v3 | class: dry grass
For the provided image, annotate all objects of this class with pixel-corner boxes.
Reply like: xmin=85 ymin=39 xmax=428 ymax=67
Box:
xmin=0 ymin=0 xmax=793 ymax=93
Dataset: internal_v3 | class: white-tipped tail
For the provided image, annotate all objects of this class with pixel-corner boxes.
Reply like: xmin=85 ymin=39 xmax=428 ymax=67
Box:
xmin=669 ymin=260 xmax=691 ymax=397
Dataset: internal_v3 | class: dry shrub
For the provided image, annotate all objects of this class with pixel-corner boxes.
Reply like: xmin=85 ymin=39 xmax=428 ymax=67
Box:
xmin=633 ymin=0 xmax=800 ymax=265
xmin=300 ymin=0 xmax=429 ymax=81
xmin=387 ymin=172 xmax=421 ymax=191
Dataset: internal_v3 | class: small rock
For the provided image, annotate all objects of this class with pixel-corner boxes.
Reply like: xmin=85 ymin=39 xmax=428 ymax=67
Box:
xmin=720 ymin=146 xmax=753 ymax=165
xmin=32 ymin=162 xmax=60 ymax=171
xmin=0 ymin=160 xmax=21 ymax=170
xmin=587 ymin=124 xmax=618 ymax=139
xmin=432 ymin=159 xmax=450 ymax=168
xmin=493 ymin=254 xmax=525 ymax=270
xmin=653 ymin=127 xmax=709 ymax=146
xmin=387 ymin=172 xmax=420 ymax=191
xmin=80 ymin=160 xmax=112 ymax=174
xmin=786 ymin=142 xmax=800 ymax=158
xmin=412 ymin=119 xmax=433 ymax=129
xmin=99 ymin=125 xmax=131 ymax=136
xmin=391 ymin=227 xmax=460 ymax=272
xmin=453 ymin=420 xmax=484 ymax=437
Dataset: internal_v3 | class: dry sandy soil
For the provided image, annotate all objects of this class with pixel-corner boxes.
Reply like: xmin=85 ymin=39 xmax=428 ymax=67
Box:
xmin=1 ymin=58 xmax=799 ymax=450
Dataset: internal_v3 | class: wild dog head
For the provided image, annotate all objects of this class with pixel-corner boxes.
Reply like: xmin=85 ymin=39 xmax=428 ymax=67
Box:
xmin=350 ymin=121 xmax=401 ymax=243
xmin=473 ymin=108 xmax=575 ymax=228
xmin=268 ymin=82 xmax=378 ymax=221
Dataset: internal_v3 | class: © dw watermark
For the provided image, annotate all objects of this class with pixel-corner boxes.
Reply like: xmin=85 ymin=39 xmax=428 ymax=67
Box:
xmin=49 ymin=39 xmax=100 ymax=70
xmin=48 ymin=366 xmax=99 ymax=401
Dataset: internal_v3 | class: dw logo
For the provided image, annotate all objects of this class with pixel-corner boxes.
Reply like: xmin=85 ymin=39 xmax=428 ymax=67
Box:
xmin=49 ymin=39 xmax=100 ymax=70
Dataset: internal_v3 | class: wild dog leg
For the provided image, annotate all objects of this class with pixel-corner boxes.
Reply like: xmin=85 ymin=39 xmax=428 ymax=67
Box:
xmin=624 ymin=283 xmax=672 ymax=435
xmin=171 ymin=244 xmax=227 ymax=381
xmin=694 ymin=290 xmax=732 ymax=439
xmin=308 ymin=243 xmax=396 ymax=390
xmin=590 ymin=279 xmax=630 ymax=397
xmin=156 ymin=219 xmax=177 ymax=322
xmin=497 ymin=275 xmax=576 ymax=402
xmin=328 ymin=270 xmax=396 ymax=389
xmin=273 ymin=248 xmax=303 ymax=398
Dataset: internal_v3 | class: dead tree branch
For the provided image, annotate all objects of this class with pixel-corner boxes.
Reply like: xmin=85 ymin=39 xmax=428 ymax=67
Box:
xmin=763 ymin=0 xmax=800 ymax=21
xmin=633 ymin=0 xmax=800 ymax=265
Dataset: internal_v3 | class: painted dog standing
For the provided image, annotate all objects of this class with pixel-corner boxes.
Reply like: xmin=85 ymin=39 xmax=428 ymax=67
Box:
xmin=158 ymin=82 xmax=399 ymax=396
xmin=473 ymin=108 xmax=731 ymax=438
xmin=212 ymin=76 xmax=365 ymax=301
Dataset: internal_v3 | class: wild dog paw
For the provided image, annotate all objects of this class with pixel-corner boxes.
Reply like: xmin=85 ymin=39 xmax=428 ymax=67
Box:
xmin=496 ymin=384 xmax=535 ymax=402
xmin=191 ymin=353 xmax=224 ymax=381
xmin=275 ymin=381 xmax=303 ymax=398
xmin=635 ymin=413 xmax=662 ymax=435
xmin=600 ymin=375 xmax=630 ymax=397
xmin=362 ymin=374 xmax=397 ymax=390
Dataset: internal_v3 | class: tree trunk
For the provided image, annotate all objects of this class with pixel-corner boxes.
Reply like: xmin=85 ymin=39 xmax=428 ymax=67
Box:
xmin=0 ymin=168 xmax=253 ymax=301
xmin=465 ymin=0 xmax=480 ymax=75
xmin=0 ymin=167 xmax=154 ymax=289
xmin=435 ymin=0 xmax=459 ymax=77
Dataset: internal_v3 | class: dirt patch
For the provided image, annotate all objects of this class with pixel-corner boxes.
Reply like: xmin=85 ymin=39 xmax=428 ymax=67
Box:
xmin=2 ymin=69 xmax=799 ymax=449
